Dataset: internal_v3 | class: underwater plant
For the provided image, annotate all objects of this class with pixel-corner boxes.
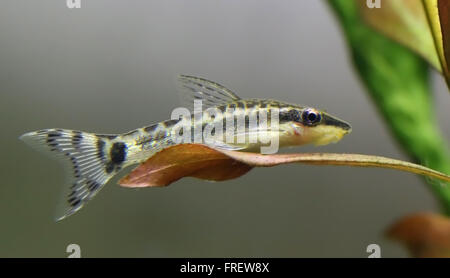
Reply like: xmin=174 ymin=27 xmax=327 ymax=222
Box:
xmin=327 ymin=0 xmax=450 ymax=257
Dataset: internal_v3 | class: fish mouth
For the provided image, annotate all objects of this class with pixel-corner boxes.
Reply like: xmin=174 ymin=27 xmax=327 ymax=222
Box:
xmin=322 ymin=114 xmax=352 ymax=133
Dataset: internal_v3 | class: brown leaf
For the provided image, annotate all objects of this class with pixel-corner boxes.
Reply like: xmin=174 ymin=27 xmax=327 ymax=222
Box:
xmin=387 ymin=212 xmax=450 ymax=257
xmin=423 ymin=0 xmax=450 ymax=87
xmin=358 ymin=0 xmax=441 ymax=71
xmin=359 ymin=0 xmax=450 ymax=89
xmin=438 ymin=0 xmax=450 ymax=78
xmin=119 ymin=143 xmax=450 ymax=188
xmin=119 ymin=144 xmax=252 ymax=187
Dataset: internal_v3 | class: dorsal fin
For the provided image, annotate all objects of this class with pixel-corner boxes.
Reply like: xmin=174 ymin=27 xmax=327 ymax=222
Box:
xmin=177 ymin=75 xmax=242 ymax=111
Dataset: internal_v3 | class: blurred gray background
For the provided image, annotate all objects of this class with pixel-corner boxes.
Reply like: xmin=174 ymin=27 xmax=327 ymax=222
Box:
xmin=1 ymin=0 xmax=450 ymax=257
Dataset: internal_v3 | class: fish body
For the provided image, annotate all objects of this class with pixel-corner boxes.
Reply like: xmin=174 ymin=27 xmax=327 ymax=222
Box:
xmin=20 ymin=75 xmax=351 ymax=220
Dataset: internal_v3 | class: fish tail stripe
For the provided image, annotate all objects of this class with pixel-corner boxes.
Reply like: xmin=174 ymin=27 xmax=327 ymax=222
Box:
xmin=19 ymin=128 xmax=126 ymax=220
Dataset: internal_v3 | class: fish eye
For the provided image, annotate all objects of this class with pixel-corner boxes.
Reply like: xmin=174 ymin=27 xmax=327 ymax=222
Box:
xmin=302 ymin=108 xmax=321 ymax=125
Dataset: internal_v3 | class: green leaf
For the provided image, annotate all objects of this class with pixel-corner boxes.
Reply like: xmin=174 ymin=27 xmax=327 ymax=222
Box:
xmin=328 ymin=0 xmax=450 ymax=214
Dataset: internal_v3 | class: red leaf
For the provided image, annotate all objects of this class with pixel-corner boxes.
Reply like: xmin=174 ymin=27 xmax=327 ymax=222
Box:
xmin=387 ymin=212 xmax=450 ymax=257
xmin=119 ymin=144 xmax=252 ymax=187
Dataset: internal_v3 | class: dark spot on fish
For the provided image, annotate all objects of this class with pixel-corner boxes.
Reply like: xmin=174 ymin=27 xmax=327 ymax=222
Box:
xmin=280 ymin=109 xmax=300 ymax=123
xmin=237 ymin=101 xmax=245 ymax=109
xmin=97 ymin=139 xmax=105 ymax=160
xmin=216 ymin=105 xmax=226 ymax=113
xmin=279 ymin=112 xmax=289 ymax=122
xmin=69 ymin=156 xmax=81 ymax=178
xmin=244 ymin=101 xmax=256 ymax=109
xmin=222 ymin=117 xmax=231 ymax=131
xmin=72 ymin=132 xmax=82 ymax=139
xmin=72 ymin=131 xmax=83 ymax=150
xmin=47 ymin=131 xmax=61 ymax=138
xmin=110 ymin=142 xmax=127 ymax=165
xmin=144 ymin=125 xmax=158 ymax=133
xmin=46 ymin=131 xmax=61 ymax=147
xmin=228 ymin=103 xmax=237 ymax=109
xmin=87 ymin=180 xmax=101 ymax=192
xmin=290 ymin=110 xmax=301 ymax=122
xmin=105 ymin=162 xmax=115 ymax=174
xmin=193 ymin=81 xmax=203 ymax=88
xmin=70 ymin=198 xmax=81 ymax=207
xmin=164 ymin=119 xmax=179 ymax=128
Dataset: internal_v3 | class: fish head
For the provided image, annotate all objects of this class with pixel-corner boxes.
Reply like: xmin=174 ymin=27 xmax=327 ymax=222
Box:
xmin=282 ymin=107 xmax=352 ymax=146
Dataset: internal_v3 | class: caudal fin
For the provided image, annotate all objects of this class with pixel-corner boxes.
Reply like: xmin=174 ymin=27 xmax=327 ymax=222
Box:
xmin=20 ymin=129 xmax=126 ymax=220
